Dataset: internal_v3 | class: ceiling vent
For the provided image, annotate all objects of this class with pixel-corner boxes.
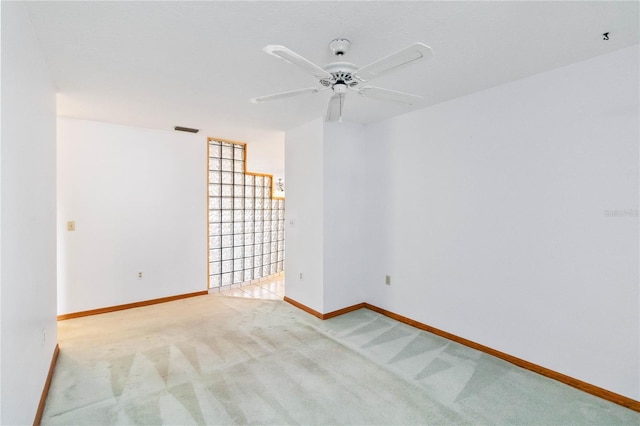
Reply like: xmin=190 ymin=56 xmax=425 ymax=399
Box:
xmin=174 ymin=126 xmax=199 ymax=133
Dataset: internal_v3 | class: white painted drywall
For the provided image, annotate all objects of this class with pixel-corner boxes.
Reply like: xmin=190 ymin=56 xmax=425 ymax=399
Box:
xmin=323 ymin=122 xmax=367 ymax=312
xmin=244 ymin=133 xmax=285 ymax=183
xmin=364 ymin=46 xmax=639 ymax=399
xmin=284 ymin=118 xmax=324 ymax=313
xmin=57 ymin=118 xmax=206 ymax=315
xmin=1 ymin=2 xmax=58 ymax=423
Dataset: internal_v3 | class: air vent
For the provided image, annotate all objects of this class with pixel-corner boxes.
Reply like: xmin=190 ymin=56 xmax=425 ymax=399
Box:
xmin=174 ymin=126 xmax=199 ymax=133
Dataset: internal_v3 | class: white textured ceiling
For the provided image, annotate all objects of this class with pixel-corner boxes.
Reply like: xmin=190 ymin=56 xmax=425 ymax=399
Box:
xmin=25 ymin=1 xmax=639 ymax=169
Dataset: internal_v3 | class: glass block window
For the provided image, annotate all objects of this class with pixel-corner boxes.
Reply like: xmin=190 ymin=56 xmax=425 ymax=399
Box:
xmin=208 ymin=138 xmax=285 ymax=289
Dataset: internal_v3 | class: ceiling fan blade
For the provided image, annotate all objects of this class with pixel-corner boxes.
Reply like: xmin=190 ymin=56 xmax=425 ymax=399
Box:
xmin=326 ymin=94 xmax=345 ymax=122
xmin=250 ymin=87 xmax=320 ymax=103
xmin=358 ymin=86 xmax=422 ymax=105
xmin=264 ymin=45 xmax=333 ymax=80
xmin=354 ymin=42 xmax=433 ymax=82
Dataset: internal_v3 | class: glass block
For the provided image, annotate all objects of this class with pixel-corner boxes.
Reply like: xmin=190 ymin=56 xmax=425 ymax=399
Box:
xmin=222 ymin=273 xmax=232 ymax=285
xmin=278 ymin=210 xmax=285 ymax=220
xmin=209 ymin=158 xmax=221 ymax=171
xmin=209 ymin=197 xmax=221 ymax=210
xmin=277 ymin=251 xmax=284 ymax=262
xmin=222 ymin=222 xmax=232 ymax=235
xmin=277 ymin=261 xmax=284 ymax=271
xmin=221 ymin=145 xmax=233 ymax=159
xmin=265 ymin=263 xmax=273 ymax=275
xmin=234 ymin=210 xmax=244 ymax=221
xmin=244 ymin=269 xmax=253 ymax=281
xmin=263 ymin=243 xmax=270 ymax=255
xmin=244 ymin=210 xmax=254 ymax=221
xmin=208 ymin=210 xmax=221 ymax=223
xmin=244 ymin=222 xmax=253 ymax=233
xmin=278 ymin=240 xmax=285 ymax=251
xmin=234 ymin=246 xmax=243 ymax=259
xmin=234 ymin=259 xmax=243 ymax=271
xmin=244 ymin=257 xmax=254 ymax=268
xmin=255 ymin=176 xmax=264 ymax=186
xmin=234 ymin=185 xmax=244 ymax=197
xmin=209 ymin=235 xmax=221 ymax=248
xmin=222 ymin=235 xmax=232 ymax=248
xmin=255 ymin=198 xmax=263 ymax=209
xmin=221 ymin=184 xmax=233 ymax=197
xmin=245 ymin=245 xmax=254 ymax=257
xmin=245 ymin=186 xmax=254 ymax=197
xmin=234 ymin=161 xmax=244 ymax=172
xmin=263 ymin=210 xmax=270 ymax=220
xmin=271 ymin=210 xmax=278 ymax=221
xmin=233 ymin=198 xmax=244 ymax=210
xmin=221 ymin=159 xmax=233 ymax=171
xmin=255 ymin=232 xmax=263 ymax=244
xmin=221 ymin=198 xmax=232 ymax=210
xmin=245 ymin=175 xmax=254 ymax=185
xmin=254 ymin=256 xmax=262 ymax=267
xmin=255 ymin=244 xmax=262 ymax=255
xmin=222 ymin=260 xmax=233 ymax=273
xmin=234 ymin=146 xmax=244 ymax=160
xmin=209 ymin=222 xmax=222 ymax=235
xmin=233 ymin=271 xmax=243 ymax=284
xmin=208 ymin=184 xmax=220 ymax=197
xmin=254 ymin=186 xmax=264 ymax=200
xmin=271 ymin=221 xmax=278 ymax=232
xmin=253 ymin=267 xmax=262 ymax=278
xmin=271 ymin=242 xmax=278 ymax=253
xmin=222 ymin=210 xmax=233 ymax=223
xmin=234 ymin=173 xmax=244 ymax=184
xmin=221 ymin=172 xmax=233 ymax=184
xmin=208 ymin=143 xmax=221 ymax=158
xmin=244 ymin=233 xmax=254 ymax=245
xmin=209 ymin=171 xmax=221 ymax=184
xmin=264 ymin=176 xmax=271 ymax=187
xmin=271 ymin=253 xmax=277 ymax=263
xmin=278 ymin=221 xmax=285 ymax=231
xmin=245 ymin=198 xmax=254 ymax=209
xmin=209 ymin=249 xmax=221 ymax=262
xmin=222 ymin=247 xmax=233 ymax=260
xmin=272 ymin=200 xmax=278 ymax=209
xmin=255 ymin=219 xmax=263 ymax=230
xmin=210 ymin=261 xmax=221 ymax=274
xmin=234 ymin=234 xmax=243 ymax=247
xmin=264 ymin=230 xmax=271 ymax=242
xmin=279 ymin=200 xmax=285 ymax=209
xmin=232 ymin=222 xmax=243 ymax=234
xmin=209 ymin=274 xmax=221 ymax=288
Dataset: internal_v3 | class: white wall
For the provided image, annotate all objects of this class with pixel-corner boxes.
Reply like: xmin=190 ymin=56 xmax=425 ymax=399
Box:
xmin=1 ymin=2 xmax=58 ymax=423
xmin=364 ymin=46 xmax=639 ymax=399
xmin=284 ymin=118 xmax=324 ymax=313
xmin=244 ymin=133 xmax=285 ymax=183
xmin=323 ymin=122 xmax=366 ymax=312
xmin=57 ymin=118 xmax=206 ymax=315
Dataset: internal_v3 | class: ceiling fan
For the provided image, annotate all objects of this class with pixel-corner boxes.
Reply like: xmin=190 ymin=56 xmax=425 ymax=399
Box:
xmin=250 ymin=38 xmax=433 ymax=122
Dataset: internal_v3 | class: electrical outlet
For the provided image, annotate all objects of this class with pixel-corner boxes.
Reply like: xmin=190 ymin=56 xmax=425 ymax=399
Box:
xmin=67 ymin=221 xmax=76 ymax=231
xmin=138 ymin=272 xmax=143 ymax=280
xmin=299 ymin=273 xmax=303 ymax=280
xmin=385 ymin=275 xmax=391 ymax=285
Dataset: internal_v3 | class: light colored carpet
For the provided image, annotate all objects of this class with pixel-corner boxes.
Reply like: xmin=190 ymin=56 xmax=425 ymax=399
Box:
xmin=43 ymin=295 xmax=639 ymax=425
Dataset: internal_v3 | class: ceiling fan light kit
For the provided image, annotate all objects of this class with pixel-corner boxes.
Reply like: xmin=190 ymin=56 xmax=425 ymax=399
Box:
xmin=251 ymin=38 xmax=433 ymax=122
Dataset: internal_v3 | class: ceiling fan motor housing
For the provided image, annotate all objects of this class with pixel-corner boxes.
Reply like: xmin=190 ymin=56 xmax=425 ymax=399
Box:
xmin=320 ymin=62 xmax=360 ymax=88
